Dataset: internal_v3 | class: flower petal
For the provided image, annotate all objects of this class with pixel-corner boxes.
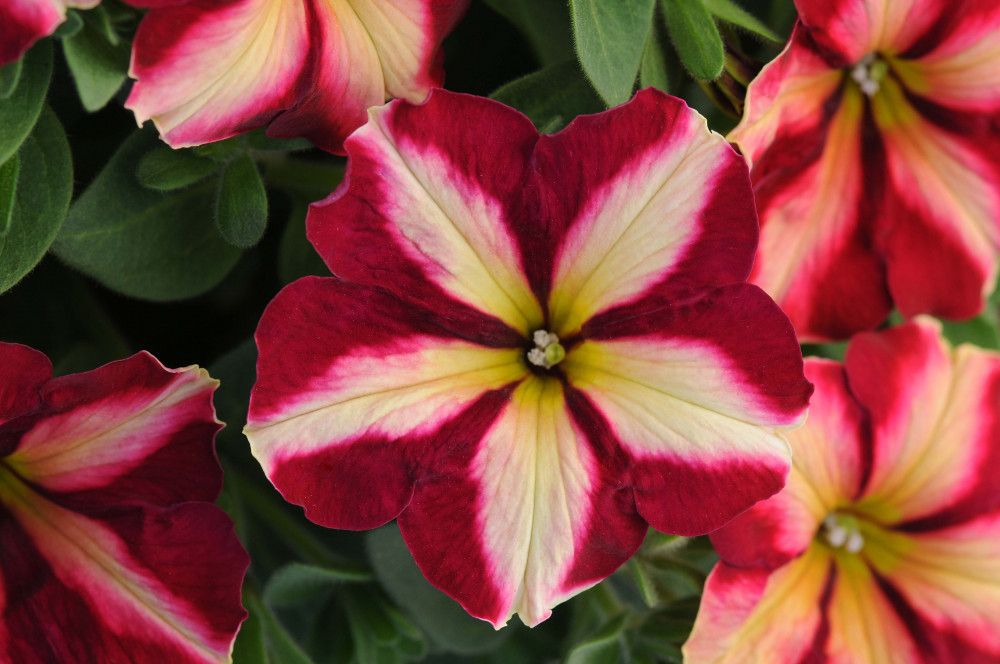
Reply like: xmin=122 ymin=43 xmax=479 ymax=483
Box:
xmin=824 ymin=552 xmax=921 ymax=662
xmin=0 ymin=342 xmax=51 ymax=425
xmin=847 ymin=318 xmax=1000 ymax=523
xmin=126 ymin=0 xmax=312 ymax=149
xmin=127 ymin=0 xmax=466 ymax=152
xmin=871 ymin=79 xmax=1000 ymax=319
xmin=795 ymin=0 xmax=944 ymax=62
xmin=308 ymin=91 xmax=545 ymax=336
xmin=712 ymin=359 xmax=868 ymax=569
xmin=732 ymin=31 xmax=892 ymax=341
xmin=246 ymin=277 xmax=527 ymax=530
xmin=0 ymin=0 xmax=63 ymax=66
xmin=896 ymin=2 xmax=1000 ymax=112
xmin=5 ymin=352 xmax=222 ymax=506
xmin=540 ymin=89 xmax=758 ymax=337
xmin=872 ymin=512 xmax=1000 ymax=660
xmin=0 ymin=491 xmax=247 ymax=663
xmin=567 ymin=283 xmax=812 ymax=535
xmin=683 ymin=547 xmax=832 ymax=664
xmin=399 ymin=376 xmax=646 ymax=627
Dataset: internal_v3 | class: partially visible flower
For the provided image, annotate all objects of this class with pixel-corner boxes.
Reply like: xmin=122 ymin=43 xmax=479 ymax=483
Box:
xmin=685 ymin=318 xmax=1000 ymax=663
xmin=0 ymin=0 xmax=98 ymax=66
xmin=245 ymin=88 xmax=813 ymax=628
xmin=732 ymin=0 xmax=1000 ymax=341
xmin=0 ymin=343 xmax=249 ymax=663
xmin=125 ymin=0 xmax=469 ymax=153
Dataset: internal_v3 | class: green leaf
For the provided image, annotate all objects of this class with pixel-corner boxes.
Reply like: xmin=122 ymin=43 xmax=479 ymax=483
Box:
xmin=136 ymin=146 xmax=219 ymax=191
xmin=661 ymin=0 xmax=726 ymax=80
xmin=481 ymin=0 xmax=575 ymax=66
xmin=249 ymin=595 xmax=316 ymax=664
xmin=0 ymin=59 xmax=23 ymax=99
xmin=278 ymin=197 xmax=330 ymax=284
xmin=367 ymin=524 xmax=510 ymax=655
xmin=264 ymin=562 xmax=372 ymax=608
xmin=0 ymin=153 xmax=19 ymax=236
xmin=0 ymin=41 xmax=53 ymax=165
xmin=639 ymin=24 xmax=670 ymax=92
xmin=52 ymin=10 xmax=85 ymax=39
xmin=941 ymin=314 xmax=1000 ymax=351
xmin=491 ymin=61 xmax=605 ymax=132
xmin=53 ymin=129 xmax=241 ymax=301
xmin=570 ymin=0 xmax=657 ymax=106
xmin=216 ymin=154 xmax=268 ymax=248
xmin=62 ymin=15 xmax=131 ymax=112
xmin=0 ymin=107 xmax=73 ymax=294
xmin=565 ymin=613 xmax=629 ymax=664
xmin=232 ymin=599 xmax=268 ymax=664
xmin=702 ymin=0 xmax=782 ymax=42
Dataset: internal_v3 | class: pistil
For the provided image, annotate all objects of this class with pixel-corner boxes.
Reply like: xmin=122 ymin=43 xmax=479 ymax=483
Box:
xmin=850 ymin=53 xmax=889 ymax=97
xmin=822 ymin=513 xmax=864 ymax=553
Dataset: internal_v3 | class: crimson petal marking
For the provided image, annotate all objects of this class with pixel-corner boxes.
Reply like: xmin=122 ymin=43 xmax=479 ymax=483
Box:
xmin=872 ymin=80 xmax=1000 ymax=319
xmin=6 ymin=353 xmax=221 ymax=506
xmin=0 ymin=0 xmax=62 ymax=66
xmin=825 ymin=553 xmax=921 ymax=663
xmin=847 ymin=318 xmax=999 ymax=523
xmin=712 ymin=359 xmax=868 ymax=570
xmin=246 ymin=278 xmax=527 ymax=521
xmin=0 ymin=483 xmax=247 ymax=664
xmin=794 ymin=0 xmax=943 ymax=63
xmin=539 ymin=89 xmax=757 ymax=337
xmin=309 ymin=91 xmax=544 ymax=335
xmin=897 ymin=2 xmax=1000 ymax=112
xmin=864 ymin=512 xmax=1000 ymax=657
xmin=0 ymin=342 xmax=51 ymax=425
xmin=683 ymin=549 xmax=832 ymax=664
xmin=400 ymin=377 xmax=645 ymax=628
xmin=729 ymin=27 xmax=845 ymax=168
xmin=751 ymin=84 xmax=892 ymax=341
xmin=127 ymin=0 xmax=313 ymax=149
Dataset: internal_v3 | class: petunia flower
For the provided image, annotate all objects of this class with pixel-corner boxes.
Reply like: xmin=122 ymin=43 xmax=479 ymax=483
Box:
xmin=731 ymin=0 xmax=1000 ymax=341
xmin=0 ymin=0 xmax=99 ymax=66
xmin=124 ymin=0 xmax=469 ymax=153
xmin=684 ymin=317 xmax=1000 ymax=663
xmin=244 ymin=88 xmax=813 ymax=627
xmin=0 ymin=343 xmax=249 ymax=662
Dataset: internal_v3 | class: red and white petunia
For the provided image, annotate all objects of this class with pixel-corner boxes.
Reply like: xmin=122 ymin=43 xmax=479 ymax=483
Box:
xmin=245 ymin=88 xmax=813 ymax=628
xmin=124 ymin=0 xmax=469 ymax=153
xmin=0 ymin=0 xmax=99 ymax=66
xmin=732 ymin=0 xmax=1000 ymax=341
xmin=0 ymin=343 xmax=249 ymax=663
xmin=685 ymin=317 xmax=1000 ymax=663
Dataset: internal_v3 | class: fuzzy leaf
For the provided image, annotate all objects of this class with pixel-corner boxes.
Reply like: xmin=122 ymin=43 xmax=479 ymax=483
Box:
xmin=702 ymin=0 xmax=782 ymax=42
xmin=0 ymin=107 xmax=72 ymax=294
xmin=62 ymin=16 xmax=130 ymax=112
xmin=53 ymin=129 xmax=240 ymax=301
xmin=136 ymin=146 xmax=219 ymax=191
xmin=264 ymin=562 xmax=372 ymax=608
xmin=570 ymin=0 xmax=657 ymax=106
xmin=0 ymin=41 xmax=52 ymax=165
xmin=0 ymin=153 xmax=18 ymax=237
xmin=491 ymin=61 xmax=605 ymax=132
xmin=216 ymin=154 xmax=268 ymax=248
xmin=661 ymin=0 xmax=725 ymax=80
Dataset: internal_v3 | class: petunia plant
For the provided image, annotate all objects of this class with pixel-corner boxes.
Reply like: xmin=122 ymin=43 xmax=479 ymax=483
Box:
xmin=0 ymin=343 xmax=248 ymax=662
xmin=2 ymin=0 xmax=1000 ymax=661
xmin=245 ymin=87 xmax=813 ymax=627
xmin=732 ymin=0 xmax=1000 ymax=341
xmin=685 ymin=318 xmax=1000 ymax=662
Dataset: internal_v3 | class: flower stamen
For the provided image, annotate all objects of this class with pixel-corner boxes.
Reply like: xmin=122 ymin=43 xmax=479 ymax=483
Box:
xmin=527 ymin=330 xmax=566 ymax=369
xmin=850 ymin=53 xmax=889 ymax=97
xmin=822 ymin=513 xmax=864 ymax=553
